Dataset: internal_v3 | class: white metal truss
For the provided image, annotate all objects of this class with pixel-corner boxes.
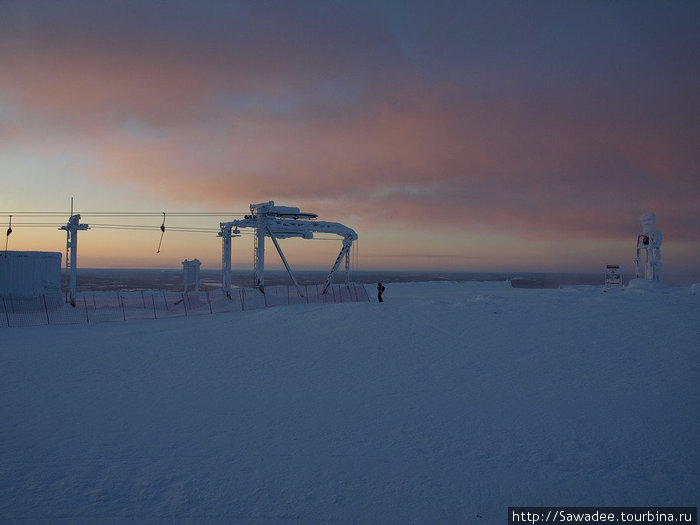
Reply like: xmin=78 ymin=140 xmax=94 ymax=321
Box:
xmin=219 ymin=201 xmax=357 ymax=296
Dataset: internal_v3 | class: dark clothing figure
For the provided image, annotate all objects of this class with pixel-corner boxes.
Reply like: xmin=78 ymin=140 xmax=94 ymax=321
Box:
xmin=377 ymin=282 xmax=385 ymax=302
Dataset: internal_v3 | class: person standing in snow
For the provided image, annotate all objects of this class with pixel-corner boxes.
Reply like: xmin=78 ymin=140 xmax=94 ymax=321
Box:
xmin=377 ymin=282 xmax=385 ymax=302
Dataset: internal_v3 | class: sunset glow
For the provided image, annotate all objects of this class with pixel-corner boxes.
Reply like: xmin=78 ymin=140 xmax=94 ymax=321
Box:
xmin=1 ymin=1 xmax=698 ymax=281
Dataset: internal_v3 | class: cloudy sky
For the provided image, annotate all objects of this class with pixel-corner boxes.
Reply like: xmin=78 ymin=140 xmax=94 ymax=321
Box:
xmin=1 ymin=1 xmax=698 ymax=280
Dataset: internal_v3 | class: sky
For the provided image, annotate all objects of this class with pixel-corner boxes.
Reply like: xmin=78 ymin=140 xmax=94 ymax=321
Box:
xmin=1 ymin=0 xmax=699 ymax=281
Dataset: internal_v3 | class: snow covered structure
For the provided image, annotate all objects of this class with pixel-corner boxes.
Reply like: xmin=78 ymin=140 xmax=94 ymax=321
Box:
xmin=634 ymin=212 xmax=663 ymax=282
xmin=59 ymin=213 xmax=89 ymax=306
xmin=605 ymin=264 xmax=622 ymax=287
xmin=219 ymin=201 xmax=357 ymax=297
xmin=182 ymin=258 xmax=201 ymax=292
xmin=0 ymin=251 xmax=62 ymax=297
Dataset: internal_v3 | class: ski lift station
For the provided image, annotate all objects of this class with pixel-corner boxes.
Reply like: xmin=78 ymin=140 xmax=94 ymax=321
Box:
xmin=219 ymin=201 xmax=358 ymax=297
xmin=0 ymin=251 xmax=62 ymax=298
xmin=1 ymin=201 xmax=358 ymax=302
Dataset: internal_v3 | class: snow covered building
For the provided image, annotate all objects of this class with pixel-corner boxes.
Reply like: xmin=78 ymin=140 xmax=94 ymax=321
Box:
xmin=0 ymin=251 xmax=62 ymax=297
xmin=182 ymin=258 xmax=202 ymax=292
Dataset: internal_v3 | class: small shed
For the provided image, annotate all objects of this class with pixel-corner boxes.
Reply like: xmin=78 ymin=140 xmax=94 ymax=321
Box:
xmin=0 ymin=251 xmax=62 ymax=297
xmin=182 ymin=258 xmax=201 ymax=292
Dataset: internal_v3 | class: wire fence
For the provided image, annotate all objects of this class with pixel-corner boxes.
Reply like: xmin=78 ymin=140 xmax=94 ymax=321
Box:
xmin=0 ymin=283 xmax=370 ymax=328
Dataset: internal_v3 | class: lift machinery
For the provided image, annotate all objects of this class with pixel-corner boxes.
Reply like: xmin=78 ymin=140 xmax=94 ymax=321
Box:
xmin=219 ymin=201 xmax=357 ymax=297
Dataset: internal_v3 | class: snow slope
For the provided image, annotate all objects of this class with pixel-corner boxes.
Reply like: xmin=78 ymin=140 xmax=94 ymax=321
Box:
xmin=1 ymin=281 xmax=698 ymax=524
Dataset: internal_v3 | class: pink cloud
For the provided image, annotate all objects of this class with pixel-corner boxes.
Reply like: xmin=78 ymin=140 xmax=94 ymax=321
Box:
xmin=2 ymin=1 xmax=698 ymax=248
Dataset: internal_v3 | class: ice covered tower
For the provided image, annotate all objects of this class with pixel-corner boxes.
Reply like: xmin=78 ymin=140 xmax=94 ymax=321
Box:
xmin=59 ymin=213 xmax=89 ymax=306
xmin=634 ymin=212 xmax=663 ymax=281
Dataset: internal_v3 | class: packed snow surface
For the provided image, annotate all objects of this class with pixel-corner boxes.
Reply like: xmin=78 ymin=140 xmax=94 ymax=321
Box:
xmin=1 ymin=281 xmax=698 ymax=524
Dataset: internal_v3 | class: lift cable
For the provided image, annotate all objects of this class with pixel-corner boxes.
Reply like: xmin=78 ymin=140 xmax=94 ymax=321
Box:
xmin=0 ymin=211 xmax=248 ymax=217
xmin=4 ymin=222 xmax=64 ymax=227
xmin=0 ymin=220 xmax=338 ymax=239
xmin=88 ymin=224 xmax=226 ymax=234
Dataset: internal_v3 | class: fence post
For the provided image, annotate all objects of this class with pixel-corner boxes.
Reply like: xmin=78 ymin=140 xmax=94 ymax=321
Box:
xmin=2 ymin=297 xmax=9 ymax=327
xmin=240 ymin=288 xmax=245 ymax=311
xmin=163 ymin=291 xmax=169 ymax=311
xmin=207 ymin=291 xmax=213 ymax=314
xmin=152 ymin=294 xmax=157 ymax=319
xmin=182 ymin=293 xmax=188 ymax=316
xmin=120 ymin=294 xmax=126 ymax=321
xmin=43 ymin=295 xmax=50 ymax=325
xmin=84 ymin=296 xmax=90 ymax=323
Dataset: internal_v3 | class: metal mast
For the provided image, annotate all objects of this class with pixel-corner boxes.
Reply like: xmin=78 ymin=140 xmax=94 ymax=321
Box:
xmin=59 ymin=210 xmax=89 ymax=306
xmin=253 ymin=202 xmax=268 ymax=292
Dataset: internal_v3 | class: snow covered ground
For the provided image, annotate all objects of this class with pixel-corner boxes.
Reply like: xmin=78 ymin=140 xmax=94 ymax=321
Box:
xmin=1 ymin=280 xmax=698 ymax=524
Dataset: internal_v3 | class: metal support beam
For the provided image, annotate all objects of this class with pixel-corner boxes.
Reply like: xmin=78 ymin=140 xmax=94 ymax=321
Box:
xmin=220 ymin=224 xmax=232 ymax=296
xmin=266 ymin=226 xmax=305 ymax=298
xmin=345 ymin=243 xmax=351 ymax=285
xmin=255 ymin=210 xmax=266 ymax=292
xmin=322 ymin=235 xmax=353 ymax=295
